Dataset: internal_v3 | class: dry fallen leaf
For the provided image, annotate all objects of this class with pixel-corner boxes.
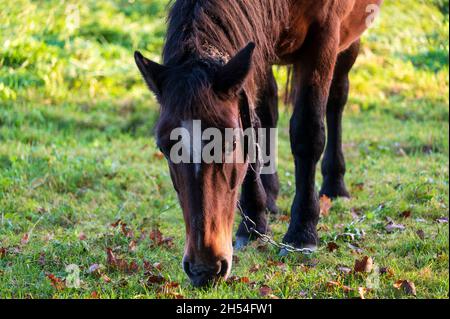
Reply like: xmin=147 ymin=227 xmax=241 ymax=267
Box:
xmin=154 ymin=151 xmax=165 ymax=160
xmin=226 ymin=276 xmax=251 ymax=285
xmin=128 ymin=240 xmax=137 ymax=252
xmin=147 ymin=274 xmax=166 ymax=285
xmin=337 ymin=266 xmax=352 ymax=275
xmin=249 ymin=264 xmax=262 ymax=273
xmin=150 ymin=228 xmax=174 ymax=248
xmin=106 ymin=248 xmax=139 ymax=273
xmin=21 ymin=233 xmax=29 ymax=245
xmin=267 ymin=260 xmax=286 ymax=271
xmin=326 ymin=281 xmax=340 ymax=290
xmin=78 ymin=232 xmax=87 ymax=241
xmin=327 ymin=242 xmax=339 ymax=252
xmin=111 ymin=219 xmax=122 ymax=228
xmin=90 ymin=291 xmax=100 ymax=299
xmin=354 ymin=256 xmax=374 ymax=273
xmin=143 ymin=260 xmax=163 ymax=273
xmin=47 ymin=274 xmax=65 ymax=290
xmin=379 ymin=267 xmax=395 ymax=278
xmin=342 ymin=286 xmax=353 ymax=294
xmin=358 ymin=287 xmax=368 ymax=299
xmin=320 ymin=195 xmax=332 ymax=217
xmin=416 ymin=229 xmax=426 ymax=240
xmin=0 ymin=248 xmax=6 ymax=259
xmin=394 ymin=280 xmax=417 ymax=296
xmin=400 ymin=211 xmax=412 ymax=219
xmin=259 ymin=285 xmax=273 ymax=297
xmin=385 ymin=221 xmax=406 ymax=233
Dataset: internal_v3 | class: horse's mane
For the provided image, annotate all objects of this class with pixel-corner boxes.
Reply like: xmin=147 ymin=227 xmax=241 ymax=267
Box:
xmin=161 ymin=0 xmax=290 ymax=115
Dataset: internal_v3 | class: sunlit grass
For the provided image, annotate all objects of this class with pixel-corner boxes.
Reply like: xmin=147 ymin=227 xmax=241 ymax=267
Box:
xmin=0 ymin=0 xmax=448 ymax=299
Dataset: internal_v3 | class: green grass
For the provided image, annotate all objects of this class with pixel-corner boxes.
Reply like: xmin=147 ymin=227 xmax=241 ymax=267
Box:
xmin=0 ymin=0 xmax=448 ymax=299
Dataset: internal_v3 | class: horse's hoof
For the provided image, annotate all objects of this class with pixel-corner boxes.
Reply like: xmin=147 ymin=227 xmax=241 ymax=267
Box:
xmin=234 ymin=236 xmax=250 ymax=250
xmin=320 ymin=181 xmax=351 ymax=200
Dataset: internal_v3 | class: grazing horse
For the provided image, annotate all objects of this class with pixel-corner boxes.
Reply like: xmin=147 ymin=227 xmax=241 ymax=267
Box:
xmin=135 ymin=0 xmax=382 ymax=287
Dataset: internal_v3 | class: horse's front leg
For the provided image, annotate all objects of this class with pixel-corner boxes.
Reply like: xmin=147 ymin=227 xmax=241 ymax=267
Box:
xmin=283 ymin=27 xmax=339 ymax=249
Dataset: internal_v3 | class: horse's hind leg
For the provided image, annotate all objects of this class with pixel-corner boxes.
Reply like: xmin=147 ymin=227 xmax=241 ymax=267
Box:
xmin=235 ymin=68 xmax=280 ymax=249
xmin=320 ymin=40 xmax=360 ymax=199
xmin=256 ymin=68 xmax=280 ymax=214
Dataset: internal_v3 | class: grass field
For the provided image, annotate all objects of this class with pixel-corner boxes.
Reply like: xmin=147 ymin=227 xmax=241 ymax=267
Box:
xmin=0 ymin=0 xmax=448 ymax=299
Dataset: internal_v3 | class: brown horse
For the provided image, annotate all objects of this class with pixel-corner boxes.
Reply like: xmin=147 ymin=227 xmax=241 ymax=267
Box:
xmin=135 ymin=0 xmax=382 ymax=287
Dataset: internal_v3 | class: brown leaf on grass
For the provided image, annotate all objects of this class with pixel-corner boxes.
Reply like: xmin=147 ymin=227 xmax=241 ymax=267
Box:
xmin=327 ymin=242 xmax=339 ymax=252
xmin=320 ymin=195 xmax=332 ymax=217
xmin=278 ymin=215 xmax=290 ymax=222
xmin=111 ymin=219 xmax=134 ymax=238
xmin=326 ymin=281 xmax=340 ymax=290
xmin=416 ymin=229 xmax=426 ymax=240
xmin=121 ymin=224 xmax=134 ymax=238
xmin=78 ymin=232 xmax=87 ymax=241
xmin=337 ymin=266 xmax=352 ymax=275
xmin=128 ymin=240 xmax=137 ymax=252
xmin=267 ymin=260 xmax=286 ymax=270
xmin=102 ymin=274 xmax=112 ymax=283
xmin=354 ymin=256 xmax=374 ymax=273
xmin=47 ymin=274 xmax=65 ymax=290
xmin=128 ymin=261 xmax=139 ymax=273
xmin=43 ymin=233 xmax=54 ymax=242
xmin=379 ymin=267 xmax=395 ymax=278
xmin=90 ymin=291 xmax=100 ymax=299
xmin=347 ymin=243 xmax=363 ymax=254
xmin=342 ymin=286 xmax=353 ymax=294
xmin=259 ymin=285 xmax=273 ymax=297
xmin=0 ymin=248 xmax=6 ymax=259
xmin=111 ymin=219 xmax=122 ymax=228
xmin=149 ymin=229 xmax=163 ymax=243
xmin=358 ymin=287 xmax=368 ymax=299
xmin=21 ymin=233 xmax=29 ymax=245
xmin=385 ymin=221 xmax=406 ymax=233
xmin=249 ymin=264 xmax=262 ymax=273
xmin=157 ymin=281 xmax=182 ymax=298
xmin=150 ymin=228 xmax=174 ymax=248
xmin=147 ymin=274 xmax=166 ymax=285
xmin=154 ymin=151 xmax=165 ymax=160
xmin=352 ymin=182 xmax=365 ymax=192
xmin=143 ymin=260 xmax=163 ymax=273
xmin=394 ymin=280 xmax=417 ymax=296
xmin=87 ymin=264 xmax=109 ymax=282
xmin=226 ymin=276 xmax=251 ymax=285
xmin=400 ymin=211 xmax=412 ymax=219
xmin=106 ymin=248 xmax=139 ymax=273
xmin=318 ymin=224 xmax=330 ymax=232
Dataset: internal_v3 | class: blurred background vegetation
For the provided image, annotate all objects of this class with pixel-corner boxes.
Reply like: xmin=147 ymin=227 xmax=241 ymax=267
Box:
xmin=0 ymin=0 xmax=448 ymax=298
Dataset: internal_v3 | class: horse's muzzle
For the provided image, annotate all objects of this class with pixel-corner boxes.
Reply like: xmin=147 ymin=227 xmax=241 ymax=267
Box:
xmin=183 ymin=258 xmax=229 ymax=287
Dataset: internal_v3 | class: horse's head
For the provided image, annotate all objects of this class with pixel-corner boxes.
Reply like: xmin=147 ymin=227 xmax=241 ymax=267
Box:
xmin=135 ymin=43 xmax=255 ymax=287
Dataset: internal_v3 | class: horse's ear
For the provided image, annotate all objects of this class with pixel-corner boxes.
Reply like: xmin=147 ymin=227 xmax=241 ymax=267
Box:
xmin=214 ymin=42 xmax=255 ymax=95
xmin=134 ymin=51 xmax=167 ymax=98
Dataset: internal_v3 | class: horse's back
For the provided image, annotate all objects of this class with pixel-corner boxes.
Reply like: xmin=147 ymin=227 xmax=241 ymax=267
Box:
xmin=278 ymin=0 xmax=382 ymax=60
